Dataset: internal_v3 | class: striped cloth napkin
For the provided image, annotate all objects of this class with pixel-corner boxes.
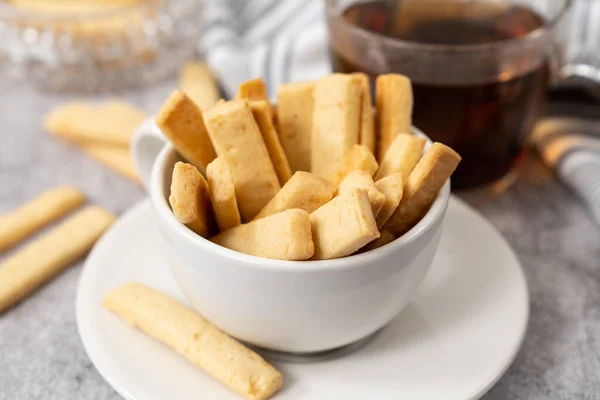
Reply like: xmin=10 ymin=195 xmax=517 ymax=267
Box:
xmin=202 ymin=0 xmax=328 ymax=98
xmin=201 ymin=0 xmax=600 ymax=224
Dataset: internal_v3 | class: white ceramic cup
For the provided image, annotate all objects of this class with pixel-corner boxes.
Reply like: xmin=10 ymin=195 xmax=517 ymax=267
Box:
xmin=131 ymin=118 xmax=450 ymax=354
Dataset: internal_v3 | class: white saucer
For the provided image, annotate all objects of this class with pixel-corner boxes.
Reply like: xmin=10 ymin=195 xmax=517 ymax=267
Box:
xmin=76 ymin=197 xmax=528 ymax=400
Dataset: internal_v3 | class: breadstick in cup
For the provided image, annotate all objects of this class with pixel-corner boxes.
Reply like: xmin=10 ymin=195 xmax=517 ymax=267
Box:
xmin=384 ymin=143 xmax=461 ymax=236
xmin=169 ymin=162 xmax=215 ymax=237
xmin=310 ymin=189 xmax=379 ymax=260
xmin=337 ymin=170 xmax=386 ymax=218
xmin=253 ymin=171 xmax=335 ymax=220
xmin=374 ymin=133 xmax=426 ymax=181
xmin=376 ymin=74 xmax=413 ymax=161
xmin=332 ymin=144 xmax=378 ymax=185
xmin=311 ymin=74 xmax=362 ymax=180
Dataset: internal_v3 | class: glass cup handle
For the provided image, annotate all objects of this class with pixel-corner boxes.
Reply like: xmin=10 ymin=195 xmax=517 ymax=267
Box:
xmin=559 ymin=54 xmax=600 ymax=89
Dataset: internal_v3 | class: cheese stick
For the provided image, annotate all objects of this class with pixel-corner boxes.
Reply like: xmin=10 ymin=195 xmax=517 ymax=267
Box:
xmin=0 ymin=186 xmax=86 ymax=253
xmin=254 ymin=171 xmax=335 ymax=220
xmin=374 ymin=133 xmax=426 ymax=181
xmin=360 ymin=230 xmax=396 ymax=253
xmin=384 ymin=143 xmax=461 ymax=235
xmin=156 ymin=90 xmax=217 ymax=176
xmin=276 ymin=81 xmax=315 ymax=172
xmin=203 ymin=100 xmax=280 ymax=220
xmin=206 ymin=157 xmax=241 ymax=232
xmin=310 ymin=189 xmax=379 ymax=260
xmin=312 ymin=74 xmax=362 ymax=180
xmin=44 ymin=100 xmax=147 ymax=146
xmin=337 ymin=170 xmax=386 ymax=218
xmin=212 ymin=209 xmax=314 ymax=260
xmin=332 ymin=144 xmax=378 ymax=185
xmin=178 ymin=61 xmax=221 ymax=110
xmin=169 ymin=162 xmax=215 ymax=237
xmin=103 ymin=282 xmax=283 ymax=400
xmin=353 ymin=73 xmax=376 ymax=154
xmin=374 ymin=173 xmax=404 ymax=229
xmin=249 ymin=100 xmax=293 ymax=185
xmin=376 ymin=74 xmax=413 ymax=161
xmin=235 ymin=77 xmax=270 ymax=103
xmin=0 ymin=206 xmax=115 ymax=313
xmin=78 ymin=143 xmax=139 ymax=183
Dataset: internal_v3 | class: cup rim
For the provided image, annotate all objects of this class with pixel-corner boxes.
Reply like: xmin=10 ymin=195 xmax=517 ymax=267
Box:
xmin=150 ymin=128 xmax=450 ymax=273
xmin=325 ymin=0 xmax=572 ymax=53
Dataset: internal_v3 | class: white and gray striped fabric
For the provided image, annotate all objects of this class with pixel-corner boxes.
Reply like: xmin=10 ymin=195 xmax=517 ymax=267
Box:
xmin=201 ymin=0 xmax=600 ymax=224
xmin=202 ymin=0 xmax=329 ymax=99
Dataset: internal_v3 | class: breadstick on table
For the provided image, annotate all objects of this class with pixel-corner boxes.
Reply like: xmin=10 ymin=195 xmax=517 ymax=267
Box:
xmin=0 ymin=206 xmax=115 ymax=313
xmin=337 ymin=170 xmax=386 ymax=218
xmin=384 ymin=143 xmax=461 ymax=236
xmin=276 ymin=81 xmax=315 ymax=172
xmin=352 ymin=73 xmax=376 ymax=154
xmin=374 ymin=133 xmax=426 ymax=181
xmin=253 ymin=171 xmax=335 ymax=220
xmin=178 ymin=61 xmax=221 ymax=110
xmin=169 ymin=162 xmax=215 ymax=237
xmin=375 ymin=74 xmax=413 ymax=161
xmin=310 ymin=189 xmax=379 ymax=260
xmin=374 ymin=173 xmax=404 ymax=229
xmin=0 ymin=186 xmax=86 ymax=253
xmin=156 ymin=90 xmax=217 ymax=175
xmin=206 ymin=157 xmax=241 ymax=232
xmin=78 ymin=143 xmax=139 ymax=183
xmin=203 ymin=100 xmax=280 ymax=221
xmin=312 ymin=74 xmax=362 ymax=180
xmin=44 ymin=100 xmax=147 ymax=146
xmin=103 ymin=282 xmax=283 ymax=400
xmin=332 ymin=144 xmax=378 ymax=185
xmin=249 ymin=100 xmax=293 ymax=185
xmin=212 ymin=209 xmax=314 ymax=260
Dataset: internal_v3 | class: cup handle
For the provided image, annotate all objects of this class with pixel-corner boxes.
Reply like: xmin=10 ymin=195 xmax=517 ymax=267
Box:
xmin=558 ymin=59 xmax=600 ymax=96
xmin=131 ymin=117 xmax=168 ymax=190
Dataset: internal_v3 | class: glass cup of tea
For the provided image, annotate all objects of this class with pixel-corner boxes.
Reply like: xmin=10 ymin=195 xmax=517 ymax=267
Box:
xmin=326 ymin=0 xmax=592 ymax=190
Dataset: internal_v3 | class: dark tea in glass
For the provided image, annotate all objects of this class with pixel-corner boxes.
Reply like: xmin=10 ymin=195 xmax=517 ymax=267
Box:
xmin=326 ymin=0 xmax=565 ymax=189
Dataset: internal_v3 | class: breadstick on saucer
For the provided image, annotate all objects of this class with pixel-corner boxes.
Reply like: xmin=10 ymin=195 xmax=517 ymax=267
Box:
xmin=374 ymin=173 xmax=404 ymax=229
xmin=332 ymin=144 xmax=378 ymax=185
xmin=312 ymin=74 xmax=362 ymax=180
xmin=352 ymin=73 xmax=376 ymax=154
xmin=235 ymin=77 xmax=270 ymax=103
xmin=103 ymin=282 xmax=283 ymax=400
xmin=374 ymin=133 xmax=426 ymax=181
xmin=178 ymin=61 xmax=221 ymax=110
xmin=249 ymin=100 xmax=293 ymax=185
xmin=310 ymin=189 xmax=379 ymax=260
xmin=212 ymin=209 xmax=314 ymax=260
xmin=156 ymin=90 xmax=217 ymax=175
xmin=337 ymin=170 xmax=386 ymax=218
xmin=0 ymin=186 xmax=86 ymax=253
xmin=44 ymin=100 xmax=147 ymax=146
xmin=384 ymin=143 xmax=461 ymax=236
xmin=206 ymin=157 xmax=241 ymax=232
xmin=78 ymin=143 xmax=139 ymax=183
xmin=0 ymin=206 xmax=115 ymax=313
xmin=253 ymin=171 xmax=335 ymax=220
xmin=203 ymin=100 xmax=280 ymax=221
xmin=376 ymin=74 xmax=413 ymax=161
xmin=276 ymin=81 xmax=315 ymax=172
xmin=169 ymin=162 xmax=215 ymax=237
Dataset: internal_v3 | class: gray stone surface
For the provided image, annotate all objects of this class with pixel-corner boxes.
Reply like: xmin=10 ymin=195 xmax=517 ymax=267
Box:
xmin=0 ymin=79 xmax=599 ymax=399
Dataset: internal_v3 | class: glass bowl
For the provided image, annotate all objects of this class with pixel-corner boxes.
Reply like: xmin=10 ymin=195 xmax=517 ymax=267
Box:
xmin=0 ymin=0 xmax=203 ymax=92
